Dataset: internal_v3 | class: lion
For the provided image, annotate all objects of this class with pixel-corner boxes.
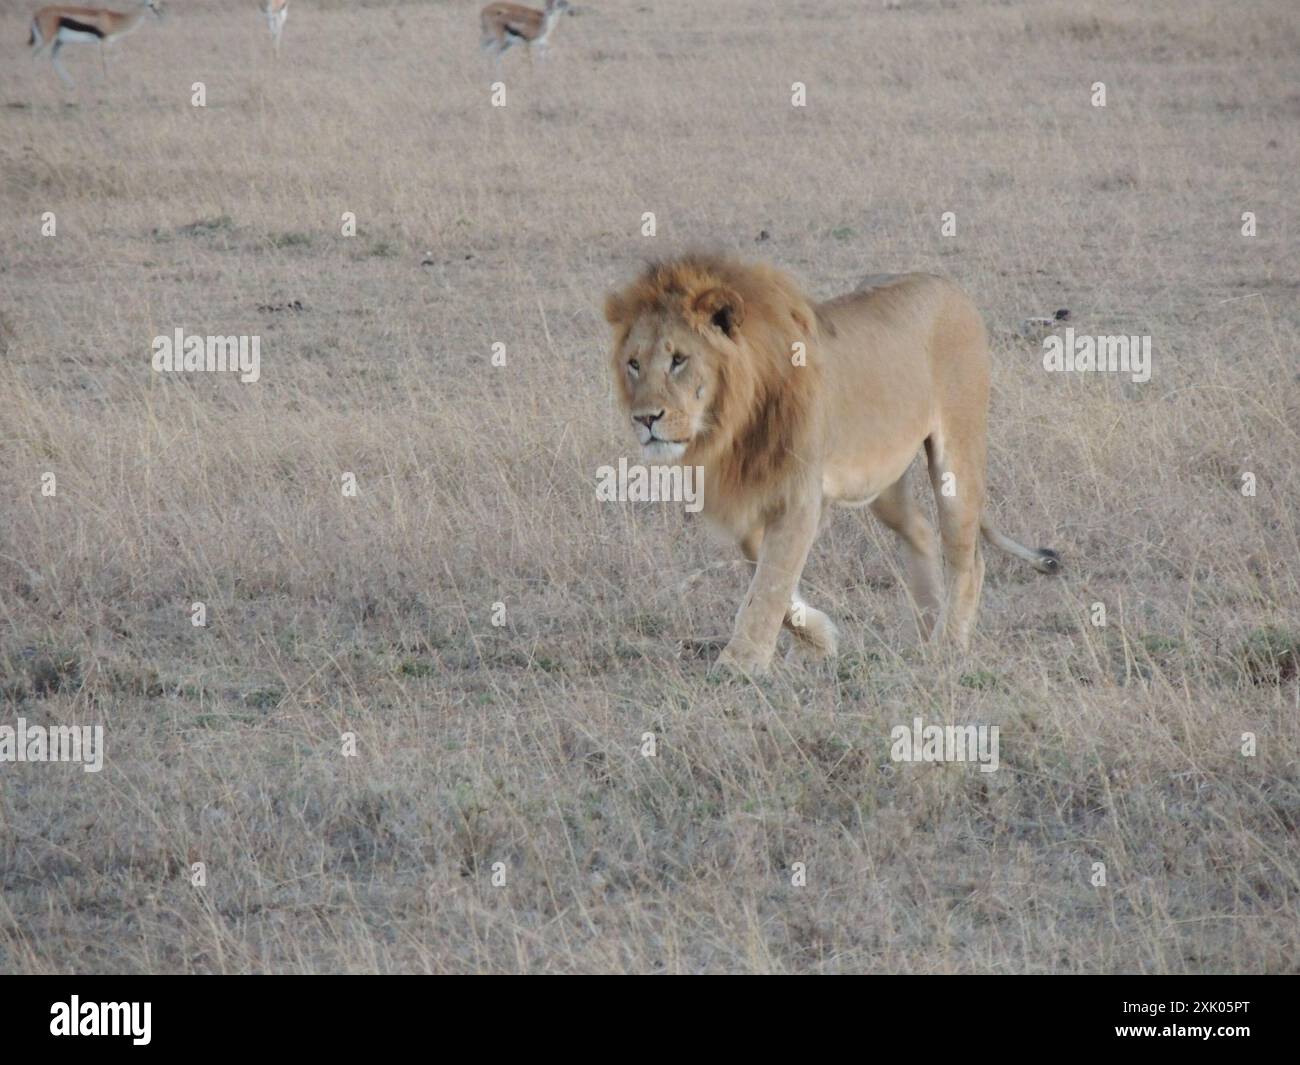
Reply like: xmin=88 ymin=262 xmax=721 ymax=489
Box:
xmin=604 ymin=253 xmax=1060 ymax=675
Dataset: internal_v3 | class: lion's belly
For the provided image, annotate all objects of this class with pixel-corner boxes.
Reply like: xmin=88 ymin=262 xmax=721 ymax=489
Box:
xmin=822 ymin=448 xmax=919 ymax=507
xmin=819 ymin=386 xmax=933 ymax=507
xmin=816 ymin=289 xmax=941 ymax=507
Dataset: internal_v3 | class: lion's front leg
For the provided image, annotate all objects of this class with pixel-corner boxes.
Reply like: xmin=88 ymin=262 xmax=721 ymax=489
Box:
xmin=717 ymin=494 xmax=822 ymax=675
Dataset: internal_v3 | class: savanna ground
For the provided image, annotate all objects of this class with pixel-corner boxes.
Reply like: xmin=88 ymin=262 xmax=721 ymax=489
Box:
xmin=1 ymin=0 xmax=1297 ymax=974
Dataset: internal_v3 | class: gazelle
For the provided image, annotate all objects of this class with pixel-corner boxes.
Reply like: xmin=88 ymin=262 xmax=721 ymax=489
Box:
xmin=480 ymin=0 xmax=571 ymax=67
xmin=28 ymin=0 xmax=163 ymax=87
xmin=259 ymin=0 xmax=288 ymax=57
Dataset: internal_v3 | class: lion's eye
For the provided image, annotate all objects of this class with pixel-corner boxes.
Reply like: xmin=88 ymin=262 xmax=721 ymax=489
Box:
xmin=671 ymin=353 xmax=688 ymax=369
xmin=628 ymin=359 xmax=640 ymax=373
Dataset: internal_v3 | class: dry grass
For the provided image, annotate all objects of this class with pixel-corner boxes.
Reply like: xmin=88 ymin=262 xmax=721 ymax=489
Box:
xmin=1 ymin=0 xmax=1297 ymax=973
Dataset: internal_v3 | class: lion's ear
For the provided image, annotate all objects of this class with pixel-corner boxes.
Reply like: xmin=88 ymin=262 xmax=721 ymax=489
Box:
xmin=691 ymin=287 xmax=745 ymax=339
xmin=790 ymin=301 xmax=818 ymax=340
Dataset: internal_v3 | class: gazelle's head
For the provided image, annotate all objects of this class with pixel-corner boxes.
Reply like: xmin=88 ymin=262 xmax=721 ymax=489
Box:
xmin=546 ymin=0 xmax=572 ymax=16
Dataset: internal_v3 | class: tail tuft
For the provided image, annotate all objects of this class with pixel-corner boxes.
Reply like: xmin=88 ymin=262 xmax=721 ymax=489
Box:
xmin=981 ymin=520 xmax=1062 ymax=574
xmin=1033 ymin=547 xmax=1062 ymax=574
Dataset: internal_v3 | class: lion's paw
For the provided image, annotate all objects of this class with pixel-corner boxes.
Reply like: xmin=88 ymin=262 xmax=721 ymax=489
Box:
xmin=787 ymin=606 xmax=839 ymax=660
xmin=713 ymin=640 xmax=773 ymax=677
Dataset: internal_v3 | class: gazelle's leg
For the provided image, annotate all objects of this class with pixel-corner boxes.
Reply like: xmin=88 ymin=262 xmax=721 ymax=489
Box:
xmin=51 ymin=40 xmax=74 ymax=88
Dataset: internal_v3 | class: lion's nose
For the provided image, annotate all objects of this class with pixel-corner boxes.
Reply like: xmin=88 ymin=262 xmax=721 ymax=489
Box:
xmin=634 ymin=411 xmax=663 ymax=430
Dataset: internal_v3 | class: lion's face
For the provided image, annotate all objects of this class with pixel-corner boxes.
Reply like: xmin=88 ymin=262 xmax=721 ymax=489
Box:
xmin=613 ymin=311 xmax=726 ymax=462
xmin=606 ymin=269 xmax=749 ymax=463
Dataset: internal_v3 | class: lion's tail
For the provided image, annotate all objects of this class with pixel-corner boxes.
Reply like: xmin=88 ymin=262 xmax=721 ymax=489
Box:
xmin=981 ymin=520 xmax=1060 ymax=574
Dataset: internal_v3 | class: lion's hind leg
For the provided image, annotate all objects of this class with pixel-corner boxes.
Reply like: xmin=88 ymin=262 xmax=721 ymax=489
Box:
xmin=924 ymin=429 xmax=987 ymax=651
xmin=869 ymin=470 xmax=943 ymax=640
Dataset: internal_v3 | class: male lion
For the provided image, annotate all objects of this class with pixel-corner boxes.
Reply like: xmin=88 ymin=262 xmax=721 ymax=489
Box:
xmin=604 ymin=254 xmax=1059 ymax=675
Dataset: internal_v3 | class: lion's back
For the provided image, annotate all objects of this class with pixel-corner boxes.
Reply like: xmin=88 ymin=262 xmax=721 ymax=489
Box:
xmin=818 ymin=273 xmax=986 ymax=370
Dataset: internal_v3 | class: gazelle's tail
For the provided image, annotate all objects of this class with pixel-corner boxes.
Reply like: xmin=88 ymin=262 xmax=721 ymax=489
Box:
xmin=981 ymin=520 xmax=1061 ymax=573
